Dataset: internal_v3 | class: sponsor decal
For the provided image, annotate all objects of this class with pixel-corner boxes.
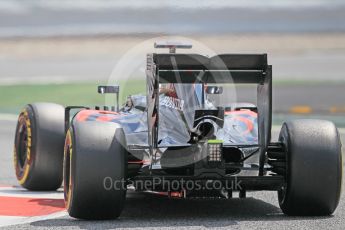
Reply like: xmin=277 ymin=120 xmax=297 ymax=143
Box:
xmin=161 ymin=96 xmax=184 ymax=111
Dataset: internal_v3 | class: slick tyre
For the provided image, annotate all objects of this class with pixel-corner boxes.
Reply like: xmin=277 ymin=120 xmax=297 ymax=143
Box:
xmin=14 ymin=103 xmax=65 ymax=190
xmin=278 ymin=119 xmax=342 ymax=216
xmin=64 ymin=120 xmax=127 ymax=220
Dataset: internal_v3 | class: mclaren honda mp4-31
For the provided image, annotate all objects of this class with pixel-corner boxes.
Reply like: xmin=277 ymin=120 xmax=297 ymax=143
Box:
xmin=13 ymin=42 xmax=342 ymax=219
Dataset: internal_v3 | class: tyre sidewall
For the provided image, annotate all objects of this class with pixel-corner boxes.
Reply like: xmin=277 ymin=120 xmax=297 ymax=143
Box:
xmin=14 ymin=103 xmax=65 ymax=190
xmin=278 ymin=120 xmax=342 ymax=215
xmin=65 ymin=120 xmax=127 ymax=219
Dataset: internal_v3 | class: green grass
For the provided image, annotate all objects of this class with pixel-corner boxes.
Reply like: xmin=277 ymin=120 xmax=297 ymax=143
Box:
xmin=2 ymin=80 xmax=345 ymax=127
xmin=0 ymin=80 xmax=145 ymax=114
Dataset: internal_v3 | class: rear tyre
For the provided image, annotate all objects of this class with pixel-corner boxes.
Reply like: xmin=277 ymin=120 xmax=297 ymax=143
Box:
xmin=13 ymin=103 xmax=65 ymax=190
xmin=64 ymin=120 xmax=127 ymax=220
xmin=278 ymin=119 xmax=342 ymax=216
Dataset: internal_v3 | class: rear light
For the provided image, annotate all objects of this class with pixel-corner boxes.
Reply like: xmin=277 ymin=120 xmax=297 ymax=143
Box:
xmin=169 ymin=190 xmax=186 ymax=198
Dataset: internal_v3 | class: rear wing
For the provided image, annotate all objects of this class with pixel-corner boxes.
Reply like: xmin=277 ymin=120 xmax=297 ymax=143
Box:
xmin=150 ymin=53 xmax=267 ymax=83
xmin=146 ymin=53 xmax=272 ymax=176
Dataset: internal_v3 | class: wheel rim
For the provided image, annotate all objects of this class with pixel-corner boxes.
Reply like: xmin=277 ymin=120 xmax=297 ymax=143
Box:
xmin=17 ymin=121 xmax=28 ymax=169
xmin=14 ymin=110 xmax=33 ymax=184
xmin=15 ymin=119 xmax=28 ymax=170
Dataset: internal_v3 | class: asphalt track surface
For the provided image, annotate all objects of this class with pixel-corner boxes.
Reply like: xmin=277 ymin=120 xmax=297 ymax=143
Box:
xmin=1 ymin=118 xmax=345 ymax=229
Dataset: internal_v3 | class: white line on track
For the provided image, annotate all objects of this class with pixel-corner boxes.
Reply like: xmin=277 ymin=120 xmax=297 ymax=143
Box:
xmin=0 ymin=113 xmax=18 ymax=122
xmin=0 ymin=211 xmax=67 ymax=228
xmin=0 ymin=186 xmax=63 ymax=199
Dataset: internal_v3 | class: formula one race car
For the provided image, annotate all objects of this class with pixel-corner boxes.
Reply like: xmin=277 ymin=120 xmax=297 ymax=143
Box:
xmin=13 ymin=42 xmax=342 ymax=219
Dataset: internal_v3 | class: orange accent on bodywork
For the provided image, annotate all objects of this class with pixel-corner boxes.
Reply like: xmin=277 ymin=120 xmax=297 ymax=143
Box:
xmin=75 ymin=109 xmax=119 ymax=122
xmin=75 ymin=110 xmax=94 ymax=121
xmin=225 ymin=110 xmax=257 ymax=135
xmin=96 ymin=116 xmax=115 ymax=122
xmin=233 ymin=116 xmax=254 ymax=134
xmin=224 ymin=110 xmax=257 ymax=118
